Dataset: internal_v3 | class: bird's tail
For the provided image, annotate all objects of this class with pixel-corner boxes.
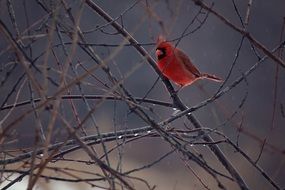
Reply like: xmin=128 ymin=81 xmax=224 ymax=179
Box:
xmin=201 ymin=73 xmax=223 ymax=82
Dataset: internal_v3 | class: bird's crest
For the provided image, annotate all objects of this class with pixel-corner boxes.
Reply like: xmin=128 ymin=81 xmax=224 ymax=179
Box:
xmin=156 ymin=35 xmax=166 ymax=46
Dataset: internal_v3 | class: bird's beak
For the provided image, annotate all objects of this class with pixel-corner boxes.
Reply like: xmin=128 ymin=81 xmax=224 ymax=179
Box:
xmin=155 ymin=49 xmax=163 ymax=57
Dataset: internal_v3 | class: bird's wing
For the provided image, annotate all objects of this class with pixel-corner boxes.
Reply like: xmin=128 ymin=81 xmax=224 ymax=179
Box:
xmin=175 ymin=49 xmax=201 ymax=77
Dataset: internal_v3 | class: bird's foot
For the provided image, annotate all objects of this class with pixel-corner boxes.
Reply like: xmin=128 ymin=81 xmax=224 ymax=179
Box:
xmin=171 ymin=86 xmax=183 ymax=96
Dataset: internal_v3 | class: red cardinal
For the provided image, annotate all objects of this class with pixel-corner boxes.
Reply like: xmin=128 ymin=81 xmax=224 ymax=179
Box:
xmin=155 ymin=36 xmax=222 ymax=88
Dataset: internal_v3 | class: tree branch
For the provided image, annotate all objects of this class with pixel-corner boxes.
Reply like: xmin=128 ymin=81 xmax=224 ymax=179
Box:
xmin=85 ymin=0 xmax=249 ymax=189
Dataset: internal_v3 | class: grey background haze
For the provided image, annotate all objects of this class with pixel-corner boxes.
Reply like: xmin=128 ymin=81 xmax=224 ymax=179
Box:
xmin=0 ymin=0 xmax=285 ymax=189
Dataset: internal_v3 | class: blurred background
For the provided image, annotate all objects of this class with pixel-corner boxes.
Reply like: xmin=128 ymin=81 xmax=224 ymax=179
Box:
xmin=0 ymin=0 xmax=285 ymax=189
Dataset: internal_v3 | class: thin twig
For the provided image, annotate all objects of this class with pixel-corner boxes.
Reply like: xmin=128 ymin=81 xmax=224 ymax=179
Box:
xmin=192 ymin=0 xmax=285 ymax=68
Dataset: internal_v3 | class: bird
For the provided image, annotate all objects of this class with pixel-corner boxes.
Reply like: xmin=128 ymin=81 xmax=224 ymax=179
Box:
xmin=155 ymin=36 xmax=222 ymax=90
